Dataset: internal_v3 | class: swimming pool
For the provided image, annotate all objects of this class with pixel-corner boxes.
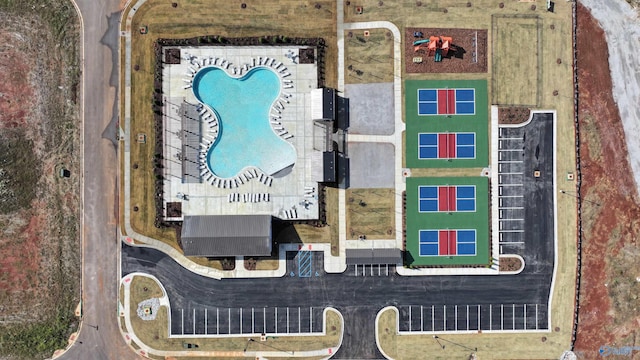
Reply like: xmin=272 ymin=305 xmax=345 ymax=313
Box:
xmin=192 ymin=66 xmax=296 ymax=179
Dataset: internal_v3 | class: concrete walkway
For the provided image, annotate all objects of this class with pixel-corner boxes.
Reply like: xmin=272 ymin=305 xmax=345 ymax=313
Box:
xmin=118 ymin=272 xmax=343 ymax=358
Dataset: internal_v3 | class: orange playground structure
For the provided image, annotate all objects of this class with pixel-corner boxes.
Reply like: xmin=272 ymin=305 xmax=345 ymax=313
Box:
xmin=413 ymin=36 xmax=455 ymax=62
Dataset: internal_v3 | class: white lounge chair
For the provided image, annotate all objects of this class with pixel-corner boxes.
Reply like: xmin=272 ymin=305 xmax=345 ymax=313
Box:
xmin=182 ymin=85 xmax=192 ymax=89
xmin=284 ymin=84 xmax=294 ymax=89
xmin=282 ymin=72 xmax=291 ymax=78
xmin=283 ymin=133 xmax=294 ymax=140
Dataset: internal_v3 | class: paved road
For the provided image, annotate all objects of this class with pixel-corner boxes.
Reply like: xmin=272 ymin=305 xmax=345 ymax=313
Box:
xmin=58 ymin=1 xmax=142 ymax=359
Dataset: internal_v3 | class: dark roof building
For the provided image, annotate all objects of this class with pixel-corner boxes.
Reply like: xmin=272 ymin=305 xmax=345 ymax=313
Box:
xmin=181 ymin=215 xmax=272 ymax=257
xmin=345 ymin=248 xmax=402 ymax=265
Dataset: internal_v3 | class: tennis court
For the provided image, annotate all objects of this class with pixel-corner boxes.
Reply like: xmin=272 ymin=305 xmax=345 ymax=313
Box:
xmin=417 ymin=88 xmax=476 ymax=115
xmin=405 ymin=79 xmax=488 ymax=169
xmin=418 ymin=132 xmax=476 ymax=160
xmin=418 ymin=185 xmax=476 ymax=212
xmin=419 ymin=229 xmax=477 ymax=256
xmin=405 ymin=177 xmax=489 ymax=266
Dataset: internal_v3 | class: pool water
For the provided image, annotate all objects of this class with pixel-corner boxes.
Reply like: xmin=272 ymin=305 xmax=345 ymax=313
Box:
xmin=192 ymin=67 xmax=296 ymax=179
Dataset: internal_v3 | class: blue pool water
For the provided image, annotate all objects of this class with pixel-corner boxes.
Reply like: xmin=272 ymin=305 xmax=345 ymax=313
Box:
xmin=192 ymin=67 xmax=296 ymax=178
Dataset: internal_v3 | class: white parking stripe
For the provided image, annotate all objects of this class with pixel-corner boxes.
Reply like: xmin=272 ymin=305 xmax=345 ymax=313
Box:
xmin=500 ymin=149 xmax=523 ymax=152
xmin=466 ymin=305 xmax=469 ymax=330
xmin=499 ymin=183 xmax=524 ymax=187
xmin=455 ymin=305 xmax=458 ymax=330
xmin=536 ymin=304 xmax=539 ymax=330
xmin=228 ymin=308 xmax=231 ymax=334
xmin=501 ymin=304 xmax=504 ymax=330
xmin=500 ymin=229 xmax=525 ymax=233
xmin=252 ymin=308 xmax=254 ymax=333
xmin=500 ymin=172 xmax=524 ymax=175
xmin=432 ymin=305 xmax=435 ymax=331
xmin=501 ymin=218 xmax=524 ymax=221
xmin=501 ymin=241 xmax=524 ymax=245
xmin=298 ymin=307 xmax=301 ymax=333
xmin=240 ymin=308 xmax=243 ymax=334
xmin=264 ymin=308 xmax=266 ymax=333
xmin=205 ymin=308 xmax=208 ymax=335
xmin=421 ymin=306 xmax=424 ymax=332
xmin=217 ymin=308 xmax=219 ymax=335
xmin=500 ymin=194 xmax=524 ymax=198
xmin=310 ymin=307 xmax=313 ymax=331
xmin=489 ymin=304 xmax=492 ymax=331
xmin=498 ymin=160 xmax=524 ymax=164
xmin=275 ymin=307 xmax=277 ymax=333
xmin=477 ymin=305 xmax=480 ymax=330
xmin=513 ymin=304 xmax=515 ymax=330
xmin=181 ymin=308 xmax=184 ymax=335
xmin=444 ymin=305 xmax=447 ymax=329
xmin=193 ymin=308 xmax=196 ymax=334
xmin=499 ymin=206 xmax=525 ymax=210
xmin=287 ymin=307 xmax=290 ymax=333
xmin=524 ymin=304 xmax=527 ymax=330
xmin=409 ymin=306 xmax=412 ymax=332
xmin=500 ymin=137 xmax=523 ymax=140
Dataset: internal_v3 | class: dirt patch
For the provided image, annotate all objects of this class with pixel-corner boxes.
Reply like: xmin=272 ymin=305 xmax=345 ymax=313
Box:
xmin=0 ymin=3 xmax=80 ymax=358
xmin=405 ymin=28 xmax=487 ymax=73
xmin=574 ymin=3 xmax=640 ymax=356
xmin=499 ymin=256 xmax=522 ymax=272
xmin=498 ymin=107 xmax=531 ymax=125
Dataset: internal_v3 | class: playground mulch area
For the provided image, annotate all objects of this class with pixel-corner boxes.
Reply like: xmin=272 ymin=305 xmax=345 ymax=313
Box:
xmin=404 ymin=28 xmax=487 ymax=73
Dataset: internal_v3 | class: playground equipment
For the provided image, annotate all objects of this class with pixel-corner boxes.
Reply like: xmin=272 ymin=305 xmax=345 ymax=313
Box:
xmin=413 ymin=36 xmax=456 ymax=62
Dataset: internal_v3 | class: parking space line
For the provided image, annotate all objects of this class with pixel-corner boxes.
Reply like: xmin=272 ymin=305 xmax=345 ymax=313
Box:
xmin=263 ymin=308 xmax=266 ymax=334
xmin=362 ymin=265 xmax=365 ymax=276
xmin=500 ymin=245 xmax=503 ymax=253
xmin=455 ymin=305 xmax=458 ymax=330
xmin=370 ymin=265 xmax=373 ymax=276
xmin=501 ymin=304 xmax=504 ymax=330
xmin=409 ymin=306 xmax=412 ymax=331
xmin=536 ymin=304 xmax=539 ymax=330
xmin=498 ymin=160 xmax=523 ymax=164
xmin=499 ymin=206 xmax=525 ymax=210
xmin=499 ymin=149 xmax=523 ymax=152
xmin=275 ymin=307 xmax=277 ymax=333
xmin=466 ymin=305 xmax=469 ymax=330
xmin=216 ymin=308 xmax=219 ymax=335
xmin=181 ymin=308 xmax=184 ymax=335
xmin=298 ymin=307 xmax=301 ymax=333
xmin=524 ymin=304 xmax=527 ymax=330
xmin=499 ymin=140 xmax=502 ymax=149
xmin=193 ymin=308 xmax=196 ymax=334
xmin=228 ymin=308 xmax=231 ymax=334
xmin=421 ymin=306 xmax=424 ymax=332
xmin=500 ymin=241 xmax=525 ymax=245
xmin=500 ymin=172 xmax=524 ymax=175
xmin=477 ymin=305 xmax=480 ymax=330
xmin=499 ymin=187 xmax=502 ymax=195
xmin=499 ymin=233 xmax=503 ymax=241
xmin=252 ymin=308 xmax=254 ymax=334
xmin=500 ymin=194 xmax=524 ymax=198
xmin=287 ymin=307 xmax=289 ymax=333
xmin=444 ymin=305 xmax=446 ymax=330
xmin=310 ymin=307 xmax=313 ymax=331
xmin=240 ymin=308 xmax=243 ymax=334
xmin=499 ymin=128 xmax=502 ymax=136
xmin=205 ymin=308 xmax=208 ymax=335
xmin=501 ymin=218 xmax=524 ymax=221
xmin=386 ymin=264 xmax=389 ymax=276
xmin=499 ymin=210 xmax=503 ymax=219
xmin=513 ymin=304 xmax=515 ymax=330
xmin=354 ymin=264 xmax=357 ymax=276
xmin=500 ymin=137 xmax=523 ymax=140
xmin=499 ymin=183 xmax=523 ymax=187
xmin=431 ymin=305 xmax=435 ymax=331
xmin=500 ymin=229 xmax=525 ymax=233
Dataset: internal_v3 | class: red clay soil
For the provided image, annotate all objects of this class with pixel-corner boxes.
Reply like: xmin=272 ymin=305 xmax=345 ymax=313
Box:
xmin=405 ymin=28 xmax=488 ymax=73
xmin=574 ymin=3 xmax=640 ymax=357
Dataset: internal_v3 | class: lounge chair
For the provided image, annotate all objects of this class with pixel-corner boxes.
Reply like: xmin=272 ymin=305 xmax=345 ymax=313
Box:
xmin=282 ymin=72 xmax=291 ymax=78
xmin=284 ymin=84 xmax=293 ymax=89
xmin=267 ymin=178 xmax=273 ymax=186
xmin=283 ymin=133 xmax=294 ymax=140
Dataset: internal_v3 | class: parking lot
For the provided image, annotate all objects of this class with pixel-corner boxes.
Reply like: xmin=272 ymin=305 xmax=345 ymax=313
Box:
xmin=396 ymin=303 xmax=549 ymax=332
xmin=497 ymin=126 xmax=526 ymax=252
xmin=170 ymin=305 xmax=326 ymax=336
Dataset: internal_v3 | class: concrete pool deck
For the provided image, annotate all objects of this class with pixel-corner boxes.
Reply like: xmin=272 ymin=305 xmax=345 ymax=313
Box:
xmin=161 ymin=46 xmax=321 ymax=220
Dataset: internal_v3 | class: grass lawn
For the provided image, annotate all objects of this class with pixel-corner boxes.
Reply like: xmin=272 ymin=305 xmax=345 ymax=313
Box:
xmin=128 ymin=275 xmax=343 ymax=354
xmin=345 ymin=189 xmax=396 ymax=240
xmin=492 ymin=15 xmax=541 ymax=106
xmin=344 ymin=28 xmax=394 ymax=84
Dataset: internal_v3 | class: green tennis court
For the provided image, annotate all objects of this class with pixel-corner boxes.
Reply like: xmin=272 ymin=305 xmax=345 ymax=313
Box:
xmin=405 ymin=79 xmax=489 ymax=169
xmin=405 ymin=176 xmax=490 ymax=266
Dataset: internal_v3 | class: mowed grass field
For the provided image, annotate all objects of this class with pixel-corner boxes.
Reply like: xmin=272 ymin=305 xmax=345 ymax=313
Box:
xmin=127 ymin=275 xmax=343 ymax=354
xmin=345 ymin=189 xmax=396 ymax=240
xmin=344 ymin=28 xmax=394 ymax=84
xmin=492 ymin=15 xmax=541 ymax=106
xmin=122 ymin=0 xmax=337 ymax=250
